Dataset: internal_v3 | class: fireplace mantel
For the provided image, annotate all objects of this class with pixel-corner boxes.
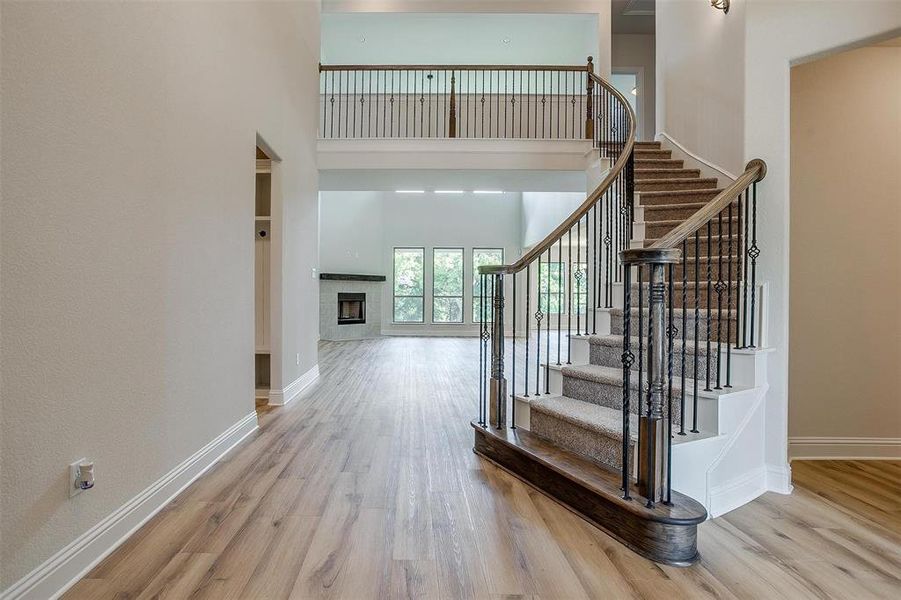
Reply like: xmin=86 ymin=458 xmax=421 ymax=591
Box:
xmin=319 ymin=273 xmax=386 ymax=282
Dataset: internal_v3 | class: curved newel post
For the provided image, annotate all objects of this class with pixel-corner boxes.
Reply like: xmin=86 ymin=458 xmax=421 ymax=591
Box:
xmin=482 ymin=267 xmax=507 ymax=429
xmin=620 ymin=247 xmax=681 ymax=505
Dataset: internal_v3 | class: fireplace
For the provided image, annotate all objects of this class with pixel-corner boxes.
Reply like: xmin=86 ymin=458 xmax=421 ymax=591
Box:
xmin=337 ymin=292 xmax=366 ymax=325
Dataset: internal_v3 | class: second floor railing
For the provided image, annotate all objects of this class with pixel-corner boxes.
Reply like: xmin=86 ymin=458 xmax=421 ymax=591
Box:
xmin=320 ymin=58 xmax=603 ymax=140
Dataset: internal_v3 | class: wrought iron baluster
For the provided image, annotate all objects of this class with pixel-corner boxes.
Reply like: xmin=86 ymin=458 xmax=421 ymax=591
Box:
xmin=749 ymin=182 xmax=759 ymax=347
xmin=637 ymin=268 xmax=644 ymax=415
xmin=621 ymin=263 xmax=633 ymax=500
xmin=545 ymin=247 xmax=551 ymax=394
xmin=524 ymin=265 xmax=530 ymax=398
xmin=535 ymin=256 xmax=543 ymax=396
xmin=742 ymin=187 xmax=750 ymax=348
xmin=576 ymin=217 xmax=582 ymax=337
xmin=567 ymin=228 xmax=573 ymax=364
xmin=715 ymin=211 xmax=724 ymax=390
xmin=512 ymin=270 xmax=517 ymax=425
xmin=557 ymin=240 xmax=562 ymax=366
xmin=726 ymin=200 xmax=734 ymax=387
xmin=666 ymin=264 xmax=674 ymax=506
xmin=592 ymin=203 xmax=598 ymax=334
xmin=692 ymin=230 xmax=700 ymax=433
xmin=705 ymin=220 xmax=713 ymax=392
xmin=479 ymin=272 xmax=486 ymax=425
xmin=680 ymin=239 xmax=687 ymax=435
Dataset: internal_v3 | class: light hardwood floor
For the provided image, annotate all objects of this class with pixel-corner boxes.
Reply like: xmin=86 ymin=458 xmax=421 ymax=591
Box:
xmin=64 ymin=337 xmax=901 ymax=599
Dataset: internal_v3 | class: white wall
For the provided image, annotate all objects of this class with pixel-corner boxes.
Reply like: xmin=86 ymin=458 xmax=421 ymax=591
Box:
xmin=742 ymin=1 xmax=901 ymax=471
xmin=322 ymin=0 xmax=613 ymax=78
xmin=319 ymin=191 xmax=523 ymax=332
xmin=612 ymin=33 xmax=655 ymax=142
xmin=521 ymin=192 xmax=585 ymax=248
xmin=322 ymin=12 xmax=597 ymax=65
xmin=0 ymin=0 xmax=320 ymax=590
xmin=655 ymin=0 xmax=745 ymax=174
xmin=789 ymin=42 xmax=901 ymax=458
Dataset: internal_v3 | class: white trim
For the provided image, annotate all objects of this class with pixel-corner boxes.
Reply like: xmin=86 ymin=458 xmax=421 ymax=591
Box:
xmin=0 ymin=412 xmax=259 ymax=600
xmin=789 ymin=437 xmax=901 ymax=460
xmin=268 ymin=364 xmax=320 ymax=406
xmin=766 ymin=463 xmax=794 ymax=495
xmin=708 ymin=466 xmax=768 ymax=517
xmin=703 ymin=387 xmax=767 ymax=517
xmin=656 ymin=131 xmax=739 ymax=181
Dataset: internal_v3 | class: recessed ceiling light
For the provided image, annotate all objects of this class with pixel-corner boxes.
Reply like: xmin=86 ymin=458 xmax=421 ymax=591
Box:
xmin=502 ymin=38 xmax=511 ymax=44
xmin=360 ymin=35 xmax=366 ymax=43
xmin=435 ymin=190 xmax=464 ymax=194
xmin=396 ymin=190 xmax=424 ymax=194
xmin=474 ymin=190 xmax=504 ymax=194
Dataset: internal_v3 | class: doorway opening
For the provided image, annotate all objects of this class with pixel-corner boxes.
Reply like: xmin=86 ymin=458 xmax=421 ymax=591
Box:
xmin=255 ymin=145 xmax=273 ymax=406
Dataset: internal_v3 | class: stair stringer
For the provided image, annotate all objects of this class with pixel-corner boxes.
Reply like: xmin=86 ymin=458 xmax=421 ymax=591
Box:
xmin=671 ymin=384 xmax=768 ymax=517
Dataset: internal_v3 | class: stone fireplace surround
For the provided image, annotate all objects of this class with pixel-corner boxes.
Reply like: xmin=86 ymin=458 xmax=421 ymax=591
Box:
xmin=319 ymin=273 xmax=385 ymax=341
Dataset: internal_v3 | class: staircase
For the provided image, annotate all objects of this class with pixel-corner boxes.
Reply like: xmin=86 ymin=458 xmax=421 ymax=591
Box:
xmin=319 ymin=60 xmax=768 ymax=568
xmin=474 ymin=136 xmax=767 ymax=565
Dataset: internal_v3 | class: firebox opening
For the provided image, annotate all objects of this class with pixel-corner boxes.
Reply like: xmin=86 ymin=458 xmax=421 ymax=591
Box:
xmin=337 ymin=292 xmax=366 ymax=325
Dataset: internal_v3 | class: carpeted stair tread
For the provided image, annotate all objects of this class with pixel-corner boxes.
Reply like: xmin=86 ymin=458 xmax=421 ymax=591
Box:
xmin=610 ymin=307 xmax=738 ymax=319
xmin=560 ymin=363 xmax=743 ymax=398
xmin=588 ymin=333 xmax=714 ymax=355
xmin=636 ymin=178 xmax=718 ymax=192
xmin=635 ymin=168 xmax=701 ymax=180
xmin=638 ymin=188 xmax=724 ymax=199
xmin=531 ymin=395 xmax=638 ymax=442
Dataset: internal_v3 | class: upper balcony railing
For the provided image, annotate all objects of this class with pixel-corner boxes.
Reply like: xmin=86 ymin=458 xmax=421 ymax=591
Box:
xmin=319 ymin=58 xmax=605 ymax=141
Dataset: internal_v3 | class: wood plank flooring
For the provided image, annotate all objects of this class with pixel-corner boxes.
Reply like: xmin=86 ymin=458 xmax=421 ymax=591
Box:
xmin=64 ymin=337 xmax=901 ymax=599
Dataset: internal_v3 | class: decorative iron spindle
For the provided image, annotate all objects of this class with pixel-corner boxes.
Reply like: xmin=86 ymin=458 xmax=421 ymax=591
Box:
xmin=749 ymin=182 xmax=759 ymax=348
xmin=621 ymin=263 xmax=634 ymax=500
xmin=715 ymin=211 xmax=725 ymax=390
xmin=680 ymin=239 xmax=687 ymax=436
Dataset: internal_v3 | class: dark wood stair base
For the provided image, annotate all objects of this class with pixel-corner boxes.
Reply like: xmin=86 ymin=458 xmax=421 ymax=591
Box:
xmin=472 ymin=422 xmax=706 ymax=567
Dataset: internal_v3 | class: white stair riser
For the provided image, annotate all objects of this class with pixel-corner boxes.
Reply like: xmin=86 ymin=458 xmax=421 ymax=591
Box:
xmin=571 ymin=336 xmax=768 ymax=389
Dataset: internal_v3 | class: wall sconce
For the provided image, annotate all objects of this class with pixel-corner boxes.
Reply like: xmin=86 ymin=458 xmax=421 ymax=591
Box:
xmin=711 ymin=0 xmax=730 ymax=13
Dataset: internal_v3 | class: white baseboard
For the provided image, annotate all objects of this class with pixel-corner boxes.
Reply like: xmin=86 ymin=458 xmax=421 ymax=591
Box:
xmin=789 ymin=437 xmax=901 ymax=460
xmin=268 ymin=364 xmax=319 ymax=406
xmin=656 ymin=131 xmax=738 ymax=182
xmin=766 ymin=462 xmax=794 ymax=495
xmin=0 ymin=412 xmax=259 ymax=600
xmin=708 ymin=466 xmax=767 ymax=517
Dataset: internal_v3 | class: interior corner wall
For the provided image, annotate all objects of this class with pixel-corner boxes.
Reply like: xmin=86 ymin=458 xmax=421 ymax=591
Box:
xmin=0 ymin=0 xmax=320 ymax=590
xmin=788 ymin=43 xmax=901 ymax=454
xmin=743 ymin=1 xmax=901 ymax=470
xmin=612 ymin=34 xmax=655 ymax=142
xmin=655 ymin=0 xmax=745 ymax=174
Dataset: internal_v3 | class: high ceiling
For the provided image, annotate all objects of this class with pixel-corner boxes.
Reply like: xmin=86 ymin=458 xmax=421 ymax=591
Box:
xmin=612 ymin=0 xmax=655 ymax=35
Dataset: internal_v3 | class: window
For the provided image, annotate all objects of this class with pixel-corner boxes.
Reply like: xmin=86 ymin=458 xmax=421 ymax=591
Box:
xmin=538 ymin=261 xmax=566 ymax=314
xmin=573 ymin=262 xmax=588 ymax=314
xmin=433 ymin=248 xmax=464 ymax=323
xmin=394 ymin=248 xmax=424 ymax=323
xmin=472 ymin=248 xmax=504 ymax=322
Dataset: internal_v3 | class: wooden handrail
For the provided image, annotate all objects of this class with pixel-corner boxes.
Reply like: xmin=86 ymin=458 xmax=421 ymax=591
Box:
xmin=649 ymin=158 xmax=767 ymax=250
xmin=319 ymin=63 xmax=590 ymax=72
xmin=491 ymin=71 xmax=636 ymax=274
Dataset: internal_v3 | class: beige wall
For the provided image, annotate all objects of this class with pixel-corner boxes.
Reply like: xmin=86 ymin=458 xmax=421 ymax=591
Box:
xmin=613 ymin=33 xmax=655 ymax=142
xmin=655 ymin=0 xmax=745 ymax=174
xmin=789 ymin=43 xmax=901 ymax=448
xmin=0 ymin=0 xmax=320 ymax=588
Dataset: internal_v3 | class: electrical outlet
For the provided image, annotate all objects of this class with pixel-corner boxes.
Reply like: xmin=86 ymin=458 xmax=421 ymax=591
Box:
xmin=69 ymin=458 xmax=87 ymax=498
xmin=311 ymin=267 xmax=317 ymax=280
xmin=296 ymin=353 xmax=300 ymax=366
